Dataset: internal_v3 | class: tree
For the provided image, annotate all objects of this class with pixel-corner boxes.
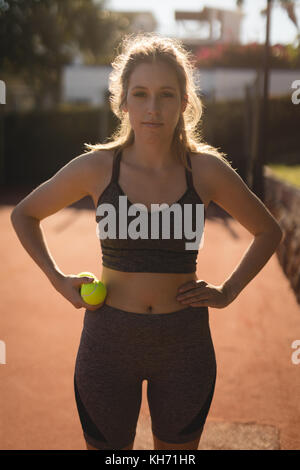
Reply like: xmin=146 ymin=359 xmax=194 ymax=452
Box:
xmin=195 ymin=42 xmax=300 ymax=68
xmin=237 ymin=0 xmax=300 ymax=43
xmin=279 ymin=0 xmax=299 ymax=31
xmin=0 ymin=0 xmax=131 ymax=109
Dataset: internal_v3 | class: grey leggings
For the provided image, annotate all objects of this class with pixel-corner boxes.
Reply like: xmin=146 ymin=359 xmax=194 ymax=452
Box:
xmin=74 ymin=303 xmax=217 ymax=450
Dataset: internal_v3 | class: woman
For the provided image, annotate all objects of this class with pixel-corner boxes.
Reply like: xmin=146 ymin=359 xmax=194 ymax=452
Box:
xmin=11 ymin=33 xmax=283 ymax=451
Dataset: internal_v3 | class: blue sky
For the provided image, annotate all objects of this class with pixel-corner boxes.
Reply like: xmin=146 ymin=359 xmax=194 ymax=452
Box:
xmin=107 ymin=0 xmax=300 ymax=45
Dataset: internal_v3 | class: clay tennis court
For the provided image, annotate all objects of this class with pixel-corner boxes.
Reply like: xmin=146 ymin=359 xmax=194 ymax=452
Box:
xmin=1 ymin=192 xmax=299 ymax=450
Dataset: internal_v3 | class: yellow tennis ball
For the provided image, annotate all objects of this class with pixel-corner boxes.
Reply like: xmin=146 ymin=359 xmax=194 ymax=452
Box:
xmin=78 ymin=271 xmax=97 ymax=281
xmin=78 ymin=272 xmax=107 ymax=305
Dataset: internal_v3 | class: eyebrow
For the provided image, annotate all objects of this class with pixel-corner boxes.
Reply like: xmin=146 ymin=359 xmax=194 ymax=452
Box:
xmin=131 ymin=86 xmax=176 ymax=91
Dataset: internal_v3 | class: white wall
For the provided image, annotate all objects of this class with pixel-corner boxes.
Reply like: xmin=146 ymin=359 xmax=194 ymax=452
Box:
xmin=269 ymin=69 xmax=300 ymax=97
xmin=196 ymin=68 xmax=300 ymax=100
xmin=62 ymin=65 xmax=111 ymax=106
xmin=62 ymin=64 xmax=300 ymax=104
xmin=213 ymin=68 xmax=256 ymax=100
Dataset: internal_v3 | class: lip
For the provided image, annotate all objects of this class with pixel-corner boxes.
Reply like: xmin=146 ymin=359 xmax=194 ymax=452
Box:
xmin=142 ymin=122 xmax=163 ymax=126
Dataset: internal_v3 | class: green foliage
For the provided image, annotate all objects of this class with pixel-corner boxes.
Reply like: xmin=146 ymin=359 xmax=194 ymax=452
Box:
xmin=0 ymin=0 xmax=131 ymax=107
xmin=194 ymin=43 xmax=300 ymax=69
xmin=267 ymin=163 xmax=300 ymax=188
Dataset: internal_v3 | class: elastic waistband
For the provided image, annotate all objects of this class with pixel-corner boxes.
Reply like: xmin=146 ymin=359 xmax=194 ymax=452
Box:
xmin=94 ymin=302 xmax=208 ymax=321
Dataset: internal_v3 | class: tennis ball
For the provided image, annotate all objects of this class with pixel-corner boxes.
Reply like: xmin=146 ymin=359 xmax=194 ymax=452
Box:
xmin=78 ymin=271 xmax=97 ymax=280
xmin=78 ymin=272 xmax=107 ymax=305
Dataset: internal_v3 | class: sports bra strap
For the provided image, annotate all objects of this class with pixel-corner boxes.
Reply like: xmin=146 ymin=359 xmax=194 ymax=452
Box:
xmin=111 ymin=146 xmax=122 ymax=183
xmin=111 ymin=147 xmax=194 ymax=190
xmin=185 ymin=152 xmax=194 ymax=190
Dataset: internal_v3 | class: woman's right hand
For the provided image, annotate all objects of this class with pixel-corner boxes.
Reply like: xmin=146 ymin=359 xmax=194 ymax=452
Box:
xmin=51 ymin=273 xmax=106 ymax=311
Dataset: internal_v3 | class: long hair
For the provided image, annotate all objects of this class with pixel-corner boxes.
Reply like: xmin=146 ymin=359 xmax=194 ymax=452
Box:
xmin=84 ymin=32 xmax=232 ymax=170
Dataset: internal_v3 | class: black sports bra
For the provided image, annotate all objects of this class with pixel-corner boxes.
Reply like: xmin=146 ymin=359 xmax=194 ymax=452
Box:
xmin=95 ymin=147 xmax=205 ymax=273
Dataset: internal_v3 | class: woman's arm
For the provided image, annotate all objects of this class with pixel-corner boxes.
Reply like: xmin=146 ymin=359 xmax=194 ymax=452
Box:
xmin=11 ymin=213 xmax=64 ymax=286
xmin=10 ymin=151 xmax=96 ymax=287
xmin=207 ymin=155 xmax=284 ymax=303
xmin=222 ymin=230 xmax=283 ymax=304
xmin=176 ymin=155 xmax=284 ymax=308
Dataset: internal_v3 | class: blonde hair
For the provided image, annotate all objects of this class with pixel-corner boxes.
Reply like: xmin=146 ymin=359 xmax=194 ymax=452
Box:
xmin=84 ymin=32 xmax=231 ymax=170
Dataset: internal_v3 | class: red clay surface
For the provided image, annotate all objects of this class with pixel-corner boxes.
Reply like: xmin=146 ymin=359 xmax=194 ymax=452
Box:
xmin=1 ymin=196 xmax=300 ymax=450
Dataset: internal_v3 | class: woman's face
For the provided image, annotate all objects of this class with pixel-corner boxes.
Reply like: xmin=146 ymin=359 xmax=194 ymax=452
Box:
xmin=123 ymin=60 xmax=187 ymax=143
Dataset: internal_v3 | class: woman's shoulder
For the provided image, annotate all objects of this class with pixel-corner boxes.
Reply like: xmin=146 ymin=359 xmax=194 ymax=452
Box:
xmin=83 ymin=147 xmax=116 ymax=167
xmin=80 ymin=147 xmax=118 ymax=179
xmin=74 ymin=147 xmax=118 ymax=208
xmin=188 ymin=150 xmax=236 ymax=206
xmin=189 ymin=150 xmax=234 ymax=176
xmin=189 ymin=150 xmax=218 ymax=176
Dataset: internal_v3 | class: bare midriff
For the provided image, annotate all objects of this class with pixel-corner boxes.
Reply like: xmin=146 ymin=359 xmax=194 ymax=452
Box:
xmin=101 ymin=266 xmax=198 ymax=314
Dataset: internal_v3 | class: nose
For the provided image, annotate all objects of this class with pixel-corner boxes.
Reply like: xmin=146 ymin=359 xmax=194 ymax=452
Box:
xmin=147 ymin=95 xmax=161 ymax=115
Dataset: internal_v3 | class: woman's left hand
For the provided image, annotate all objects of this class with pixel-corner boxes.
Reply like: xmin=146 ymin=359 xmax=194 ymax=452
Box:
xmin=176 ymin=279 xmax=233 ymax=309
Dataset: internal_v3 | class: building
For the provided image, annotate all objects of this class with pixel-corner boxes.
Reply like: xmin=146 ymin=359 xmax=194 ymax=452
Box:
xmin=61 ymin=64 xmax=299 ymax=105
xmin=118 ymin=11 xmax=157 ymax=33
xmin=174 ymin=6 xmax=244 ymax=46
